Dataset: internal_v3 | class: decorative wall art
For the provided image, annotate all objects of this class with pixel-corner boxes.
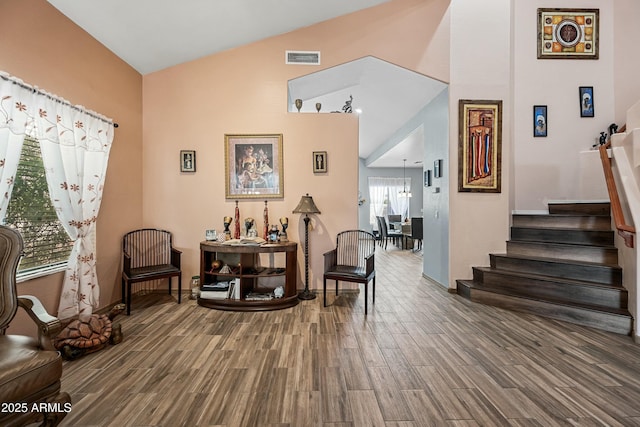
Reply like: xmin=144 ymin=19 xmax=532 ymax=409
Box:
xmin=458 ymin=100 xmax=502 ymax=193
xmin=225 ymin=134 xmax=284 ymax=199
xmin=180 ymin=150 xmax=196 ymax=172
xmin=313 ymin=151 xmax=327 ymax=173
xmin=425 ymin=170 xmax=432 ymax=187
xmin=434 ymin=159 xmax=443 ymax=178
xmin=537 ymin=8 xmax=599 ymax=60
xmin=579 ymin=86 xmax=594 ymax=117
xmin=533 ymin=105 xmax=548 ymax=137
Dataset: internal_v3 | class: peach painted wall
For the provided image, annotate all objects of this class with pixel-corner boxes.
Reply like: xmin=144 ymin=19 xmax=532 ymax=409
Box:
xmin=0 ymin=0 xmax=142 ymax=335
xmin=143 ymin=0 xmax=451 ymax=291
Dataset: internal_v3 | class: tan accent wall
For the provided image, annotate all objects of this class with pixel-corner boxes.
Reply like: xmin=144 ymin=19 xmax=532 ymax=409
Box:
xmin=0 ymin=0 xmax=142 ymax=335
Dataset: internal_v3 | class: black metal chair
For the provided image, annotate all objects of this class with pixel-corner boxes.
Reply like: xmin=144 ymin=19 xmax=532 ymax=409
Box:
xmin=411 ymin=217 xmax=423 ymax=251
xmin=323 ymin=230 xmax=376 ymax=314
xmin=377 ymin=216 xmax=403 ymax=249
xmin=121 ymin=229 xmax=182 ymax=315
xmin=388 ymin=214 xmax=402 ymax=229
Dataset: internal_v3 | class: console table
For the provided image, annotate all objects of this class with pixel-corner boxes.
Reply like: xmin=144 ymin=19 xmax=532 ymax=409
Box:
xmin=197 ymin=241 xmax=299 ymax=311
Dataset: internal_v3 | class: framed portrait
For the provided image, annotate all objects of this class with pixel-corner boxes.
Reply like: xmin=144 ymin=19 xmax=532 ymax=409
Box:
xmin=180 ymin=150 xmax=196 ymax=172
xmin=533 ymin=105 xmax=548 ymax=137
xmin=537 ymin=8 xmax=599 ymax=60
xmin=579 ymin=86 xmax=594 ymax=117
xmin=224 ymin=134 xmax=284 ymax=199
xmin=434 ymin=159 xmax=443 ymax=178
xmin=424 ymin=170 xmax=432 ymax=187
xmin=312 ymin=151 xmax=327 ymax=173
xmin=458 ymin=99 xmax=502 ymax=193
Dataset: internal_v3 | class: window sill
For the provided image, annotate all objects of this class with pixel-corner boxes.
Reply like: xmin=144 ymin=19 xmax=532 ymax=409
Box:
xmin=17 ymin=262 xmax=67 ymax=283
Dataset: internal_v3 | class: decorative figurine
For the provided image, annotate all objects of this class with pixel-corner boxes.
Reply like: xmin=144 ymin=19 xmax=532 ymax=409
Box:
xmin=599 ymin=131 xmax=607 ymax=145
xmin=223 ymin=216 xmax=232 ymax=239
xmin=279 ymin=217 xmax=289 ymax=242
xmin=609 ymin=123 xmax=618 ymax=138
xmin=234 ymin=201 xmax=241 ymax=239
xmin=315 ymin=102 xmax=321 ymax=113
xmin=269 ymin=224 xmax=280 ymax=242
xmin=342 ymin=95 xmax=353 ymax=113
xmin=263 ymin=201 xmax=269 ymax=240
xmin=244 ymin=217 xmax=255 ymax=237
xmin=295 ymin=98 xmax=303 ymax=112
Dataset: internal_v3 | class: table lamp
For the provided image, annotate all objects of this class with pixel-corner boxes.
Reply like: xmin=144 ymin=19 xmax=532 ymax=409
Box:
xmin=293 ymin=194 xmax=321 ymax=300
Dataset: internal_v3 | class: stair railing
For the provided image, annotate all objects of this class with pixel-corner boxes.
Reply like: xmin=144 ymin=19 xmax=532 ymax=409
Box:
xmin=599 ymin=136 xmax=635 ymax=248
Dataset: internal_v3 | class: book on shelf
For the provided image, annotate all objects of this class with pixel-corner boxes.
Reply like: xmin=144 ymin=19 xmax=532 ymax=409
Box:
xmin=200 ymin=289 xmax=228 ymax=300
xmin=227 ymin=278 xmax=241 ymax=299
xmin=201 ymin=281 xmax=230 ymax=291
xmin=222 ymin=237 xmax=266 ymax=246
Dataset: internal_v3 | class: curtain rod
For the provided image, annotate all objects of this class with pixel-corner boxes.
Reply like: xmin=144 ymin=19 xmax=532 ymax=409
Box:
xmin=0 ymin=72 xmax=118 ymax=128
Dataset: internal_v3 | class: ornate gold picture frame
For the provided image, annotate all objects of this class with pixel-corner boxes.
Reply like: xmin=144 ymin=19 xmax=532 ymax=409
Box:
xmin=537 ymin=8 xmax=599 ymax=59
xmin=225 ymin=134 xmax=284 ymax=199
xmin=458 ymin=100 xmax=502 ymax=193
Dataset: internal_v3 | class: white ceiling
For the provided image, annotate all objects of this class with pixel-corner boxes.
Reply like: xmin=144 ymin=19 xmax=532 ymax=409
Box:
xmin=47 ymin=0 xmax=447 ymax=168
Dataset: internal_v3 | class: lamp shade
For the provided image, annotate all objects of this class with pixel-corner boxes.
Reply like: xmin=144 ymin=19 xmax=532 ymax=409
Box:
xmin=293 ymin=194 xmax=321 ymax=214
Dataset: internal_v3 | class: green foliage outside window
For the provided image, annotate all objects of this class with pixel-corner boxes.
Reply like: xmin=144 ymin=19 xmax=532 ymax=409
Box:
xmin=4 ymin=137 xmax=72 ymax=273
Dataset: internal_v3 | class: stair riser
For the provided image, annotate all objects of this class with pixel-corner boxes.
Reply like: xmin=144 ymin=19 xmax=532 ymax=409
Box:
xmin=506 ymin=241 xmax=618 ymax=264
xmin=512 ymin=215 xmax=611 ymax=230
xmin=511 ymin=227 xmax=614 ymax=246
xmin=456 ymin=281 xmax=632 ymax=335
xmin=473 ymin=268 xmax=627 ymax=309
xmin=548 ymin=203 xmax=611 ymax=216
xmin=490 ymin=254 xmax=622 ymax=285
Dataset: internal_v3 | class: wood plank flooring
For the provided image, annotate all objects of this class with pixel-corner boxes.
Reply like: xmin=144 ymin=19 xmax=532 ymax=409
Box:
xmin=57 ymin=247 xmax=640 ymax=426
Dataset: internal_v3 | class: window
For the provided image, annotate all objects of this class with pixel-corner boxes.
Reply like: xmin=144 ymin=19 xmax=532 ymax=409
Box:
xmin=4 ymin=136 xmax=72 ymax=278
xmin=368 ymin=176 xmax=411 ymax=228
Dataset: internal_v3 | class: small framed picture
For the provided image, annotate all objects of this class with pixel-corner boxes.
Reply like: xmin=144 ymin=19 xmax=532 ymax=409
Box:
xmin=313 ymin=151 xmax=327 ymax=173
xmin=180 ymin=150 xmax=196 ymax=172
xmin=579 ymin=86 xmax=594 ymax=117
xmin=533 ymin=105 xmax=548 ymax=137
xmin=424 ymin=170 xmax=432 ymax=187
xmin=434 ymin=159 xmax=443 ymax=178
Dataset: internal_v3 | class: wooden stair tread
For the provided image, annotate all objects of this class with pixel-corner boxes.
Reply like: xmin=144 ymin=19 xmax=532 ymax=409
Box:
xmin=473 ymin=266 xmax=625 ymax=290
xmin=491 ymin=252 xmax=620 ymax=269
xmin=458 ymin=279 xmax=631 ymax=317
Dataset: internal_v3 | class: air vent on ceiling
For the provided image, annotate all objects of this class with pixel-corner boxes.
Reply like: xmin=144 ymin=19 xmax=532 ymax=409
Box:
xmin=286 ymin=51 xmax=321 ymax=65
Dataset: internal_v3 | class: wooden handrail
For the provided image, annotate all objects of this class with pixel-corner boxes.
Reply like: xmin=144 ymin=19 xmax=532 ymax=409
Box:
xmin=599 ymin=141 xmax=635 ymax=248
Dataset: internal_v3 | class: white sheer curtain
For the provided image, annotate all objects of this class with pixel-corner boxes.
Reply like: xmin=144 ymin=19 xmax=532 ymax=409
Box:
xmin=368 ymin=177 xmax=411 ymax=228
xmin=0 ymin=71 xmax=114 ymax=320
xmin=387 ymin=177 xmax=410 ymax=220
xmin=368 ymin=177 xmax=387 ymax=229
xmin=0 ymin=74 xmax=33 ymax=218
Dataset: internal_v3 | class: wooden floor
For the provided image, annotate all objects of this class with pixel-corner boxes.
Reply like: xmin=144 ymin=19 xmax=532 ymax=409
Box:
xmin=58 ymin=247 xmax=640 ymax=426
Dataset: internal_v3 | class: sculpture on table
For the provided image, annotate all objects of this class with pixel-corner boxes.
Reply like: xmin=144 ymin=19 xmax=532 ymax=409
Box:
xmin=279 ymin=217 xmax=289 ymax=242
xmin=223 ymin=216 xmax=233 ymax=239
xmin=244 ymin=217 xmax=255 ymax=237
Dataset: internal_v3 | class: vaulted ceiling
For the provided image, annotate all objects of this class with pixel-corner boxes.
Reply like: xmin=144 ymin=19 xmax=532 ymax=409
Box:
xmin=47 ymin=0 xmax=447 ymax=168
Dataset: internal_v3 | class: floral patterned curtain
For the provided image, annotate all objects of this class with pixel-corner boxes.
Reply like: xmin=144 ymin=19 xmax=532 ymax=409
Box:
xmin=0 ymin=72 xmax=114 ymax=320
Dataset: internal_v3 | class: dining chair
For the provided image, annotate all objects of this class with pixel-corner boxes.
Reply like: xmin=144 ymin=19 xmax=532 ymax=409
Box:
xmin=377 ymin=216 xmax=403 ymax=249
xmin=411 ymin=217 xmax=423 ymax=251
xmin=323 ymin=230 xmax=376 ymax=314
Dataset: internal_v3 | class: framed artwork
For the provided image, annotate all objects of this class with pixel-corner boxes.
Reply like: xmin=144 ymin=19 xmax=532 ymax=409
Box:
xmin=313 ymin=151 xmax=327 ymax=173
xmin=224 ymin=134 xmax=284 ymax=199
xmin=434 ymin=159 xmax=443 ymax=178
xmin=180 ymin=150 xmax=196 ymax=172
xmin=533 ymin=105 xmax=548 ymax=137
xmin=424 ymin=170 xmax=432 ymax=187
xmin=579 ymin=86 xmax=594 ymax=117
xmin=458 ymin=99 xmax=502 ymax=193
xmin=537 ymin=8 xmax=599 ymax=60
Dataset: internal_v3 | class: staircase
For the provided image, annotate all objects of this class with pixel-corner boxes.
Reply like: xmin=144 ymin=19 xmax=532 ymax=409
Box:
xmin=456 ymin=202 xmax=633 ymax=335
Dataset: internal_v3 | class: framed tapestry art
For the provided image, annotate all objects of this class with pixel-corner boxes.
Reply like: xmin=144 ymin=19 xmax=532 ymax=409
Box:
xmin=225 ymin=134 xmax=284 ymax=199
xmin=533 ymin=105 xmax=548 ymax=137
xmin=579 ymin=86 xmax=594 ymax=117
xmin=313 ymin=151 xmax=327 ymax=173
xmin=458 ymin=100 xmax=502 ymax=193
xmin=180 ymin=150 xmax=196 ymax=172
xmin=537 ymin=8 xmax=599 ymax=59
